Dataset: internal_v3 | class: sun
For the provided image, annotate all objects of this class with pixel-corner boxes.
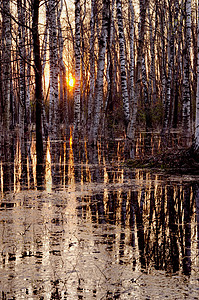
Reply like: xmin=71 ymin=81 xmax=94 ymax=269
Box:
xmin=68 ymin=73 xmax=75 ymax=88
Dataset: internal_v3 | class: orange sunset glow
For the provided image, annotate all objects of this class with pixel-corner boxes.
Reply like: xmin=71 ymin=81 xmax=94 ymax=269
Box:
xmin=67 ymin=73 xmax=75 ymax=88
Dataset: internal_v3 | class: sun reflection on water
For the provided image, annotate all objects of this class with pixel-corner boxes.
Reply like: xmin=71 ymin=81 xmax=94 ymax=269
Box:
xmin=45 ymin=137 xmax=52 ymax=192
xmin=0 ymin=135 xmax=199 ymax=299
xmin=31 ymin=135 xmax=37 ymax=188
xmin=14 ymin=139 xmax=21 ymax=193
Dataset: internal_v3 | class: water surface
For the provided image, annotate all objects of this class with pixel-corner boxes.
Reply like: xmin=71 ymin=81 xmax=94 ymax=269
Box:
xmin=0 ymin=136 xmax=199 ymax=299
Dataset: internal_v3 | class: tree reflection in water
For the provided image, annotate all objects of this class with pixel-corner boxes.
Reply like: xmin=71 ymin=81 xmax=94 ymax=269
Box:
xmin=0 ymin=134 xmax=199 ymax=299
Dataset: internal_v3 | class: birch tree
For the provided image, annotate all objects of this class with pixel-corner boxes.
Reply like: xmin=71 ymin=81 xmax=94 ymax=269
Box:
xmin=148 ymin=3 xmax=157 ymax=105
xmin=1 ymin=0 xmax=12 ymax=191
xmin=17 ymin=0 xmax=29 ymax=186
xmin=182 ymin=0 xmax=192 ymax=145
xmin=57 ymin=0 xmax=67 ymax=127
xmin=162 ymin=1 xmax=178 ymax=136
xmin=17 ymin=0 xmax=26 ymax=136
xmin=116 ymin=0 xmax=130 ymax=126
xmin=32 ymin=0 xmax=44 ymax=185
xmin=195 ymin=0 xmax=199 ymax=149
xmin=91 ymin=0 xmax=110 ymax=144
xmin=2 ymin=0 xmax=11 ymax=135
xmin=126 ymin=0 xmax=135 ymax=157
xmin=160 ymin=1 xmax=167 ymax=127
xmin=127 ymin=0 xmax=147 ymax=157
xmin=104 ymin=0 xmax=115 ymax=134
xmin=137 ymin=0 xmax=147 ymax=115
xmin=74 ymin=0 xmax=81 ymax=139
xmin=128 ymin=0 xmax=134 ymax=108
xmin=141 ymin=1 xmax=153 ymax=154
xmin=48 ymin=0 xmax=59 ymax=136
xmin=88 ymin=0 xmax=96 ymax=127
xmin=173 ymin=1 xmax=183 ymax=129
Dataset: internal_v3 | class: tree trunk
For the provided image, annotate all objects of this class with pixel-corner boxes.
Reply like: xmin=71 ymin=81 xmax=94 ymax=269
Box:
xmin=182 ymin=0 xmax=192 ymax=146
xmin=74 ymin=0 xmax=81 ymax=139
xmin=91 ymin=0 xmax=110 ymax=144
xmin=32 ymin=0 xmax=44 ymax=187
xmin=126 ymin=0 xmax=135 ymax=157
xmin=88 ymin=0 xmax=96 ymax=128
xmin=148 ymin=4 xmax=157 ymax=105
xmin=1 ymin=0 xmax=12 ymax=192
xmin=48 ymin=0 xmax=59 ymax=136
xmin=17 ymin=0 xmax=29 ymax=188
xmin=195 ymin=0 xmax=199 ymax=148
xmin=104 ymin=0 xmax=115 ymax=135
xmin=57 ymin=0 xmax=68 ymax=129
xmin=173 ymin=0 xmax=181 ymax=131
xmin=17 ymin=0 xmax=26 ymax=135
xmin=116 ymin=0 xmax=130 ymax=126
xmin=2 ymin=0 xmax=11 ymax=135
xmin=160 ymin=1 xmax=167 ymax=129
xmin=162 ymin=2 xmax=177 ymax=136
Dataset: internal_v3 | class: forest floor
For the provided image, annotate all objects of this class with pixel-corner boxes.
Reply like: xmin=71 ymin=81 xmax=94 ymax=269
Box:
xmin=125 ymin=145 xmax=199 ymax=175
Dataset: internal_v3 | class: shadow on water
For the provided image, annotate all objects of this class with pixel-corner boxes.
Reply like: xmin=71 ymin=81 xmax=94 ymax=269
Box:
xmin=0 ymin=131 xmax=199 ymax=299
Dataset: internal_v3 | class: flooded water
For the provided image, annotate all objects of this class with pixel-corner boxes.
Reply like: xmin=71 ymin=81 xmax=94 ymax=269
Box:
xmin=0 ymin=134 xmax=199 ymax=299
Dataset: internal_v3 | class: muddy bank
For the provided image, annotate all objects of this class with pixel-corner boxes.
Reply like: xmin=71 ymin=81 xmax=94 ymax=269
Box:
xmin=125 ymin=146 xmax=199 ymax=174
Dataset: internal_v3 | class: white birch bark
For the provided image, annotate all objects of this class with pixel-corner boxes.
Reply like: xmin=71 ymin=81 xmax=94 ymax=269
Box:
xmin=126 ymin=0 xmax=136 ymax=158
xmin=126 ymin=0 xmax=147 ymax=157
xmin=1 ymin=0 xmax=12 ymax=190
xmin=127 ymin=0 xmax=135 ymax=141
xmin=140 ymin=0 xmax=151 ymax=152
xmin=195 ymin=0 xmax=199 ymax=148
xmin=88 ymin=0 xmax=96 ymax=124
xmin=25 ymin=0 xmax=31 ymax=128
xmin=148 ymin=5 xmax=157 ymax=105
xmin=129 ymin=0 xmax=134 ymax=110
xmin=92 ymin=0 xmax=110 ymax=144
xmin=116 ymin=0 xmax=130 ymax=124
xmin=142 ymin=51 xmax=149 ymax=114
xmin=2 ymin=0 xmax=11 ymax=133
xmin=26 ymin=48 xmax=31 ymax=127
xmin=74 ymin=0 xmax=81 ymax=138
xmin=80 ymin=2 xmax=86 ymax=129
xmin=18 ymin=0 xmax=29 ymax=186
xmin=162 ymin=3 xmax=178 ymax=133
xmin=136 ymin=0 xmax=148 ymax=107
xmin=182 ymin=0 xmax=192 ymax=144
xmin=48 ymin=0 xmax=59 ymax=135
xmin=173 ymin=0 xmax=181 ymax=129
xmin=57 ymin=0 xmax=67 ymax=125
xmin=160 ymin=2 xmax=167 ymax=116
xmin=17 ymin=0 xmax=26 ymax=136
